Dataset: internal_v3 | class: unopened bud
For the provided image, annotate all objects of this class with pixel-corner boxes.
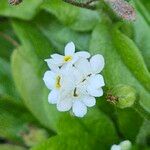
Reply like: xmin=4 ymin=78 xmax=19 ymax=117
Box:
xmin=107 ymin=85 xmax=137 ymax=109
xmin=104 ymin=0 xmax=136 ymax=21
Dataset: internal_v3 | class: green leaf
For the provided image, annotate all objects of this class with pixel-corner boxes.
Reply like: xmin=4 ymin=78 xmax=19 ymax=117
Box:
xmin=0 ymin=58 xmax=19 ymax=99
xmin=0 ymin=21 xmax=16 ymax=60
xmin=0 ymin=0 xmax=43 ymax=20
xmin=11 ymin=46 xmax=62 ymax=131
xmin=32 ymin=115 xmax=92 ymax=149
xmin=89 ymin=22 xmax=150 ymax=115
xmin=12 ymin=12 xmax=91 ymax=53
xmin=136 ymin=120 xmax=150 ymax=146
xmin=0 ymin=144 xmax=26 ymax=150
xmin=33 ymin=12 xmax=91 ymax=52
xmin=58 ymin=108 xmax=118 ymax=148
xmin=31 ymin=133 xmax=92 ymax=150
xmin=32 ymin=108 xmax=118 ymax=150
xmin=117 ymin=108 xmax=143 ymax=141
xmin=112 ymin=28 xmax=150 ymax=92
xmin=140 ymin=0 xmax=150 ymax=12
xmin=0 ymin=20 xmax=20 ymax=100
xmin=81 ymin=108 xmax=118 ymax=148
xmin=0 ymin=97 xmax=37 ymax=143
xmin=41 ymin=0 xmax=99 ymax=31
xmin=134 ymin=0 xmax=150 ymax=26
xmin=12 ymin=20 xmax=52 ymax=60
xmin=132 ymin=11 xmax=150 ymax=70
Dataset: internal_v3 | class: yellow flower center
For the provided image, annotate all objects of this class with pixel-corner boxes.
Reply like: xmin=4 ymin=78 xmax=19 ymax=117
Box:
xmin=55 ymin=76 xmax=61 ymax=89
xmin=64 ymin=55 xmax=72 ymax=62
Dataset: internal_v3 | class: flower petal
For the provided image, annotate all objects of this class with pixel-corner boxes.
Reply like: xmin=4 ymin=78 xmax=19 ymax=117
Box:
xmin=75 ymin=58 xmax=91 ymax=77
xmin=43 ymin=71 xmax=56 ymax=90
xmin=82 ymin=96 xmax=96 ymax=107
xmin=51 ymin=54 xmax=64 ymax=66
xmin=76 ymin=51 xmax=90 ymax=58
xmin=71 ymin=54 xmax=79 ymax=64
xmin=73 ymin=101 xmax=87 ymax=117
xmin=59 ymin=69 xmax=76 ymax=91
xmin=71 ymin=67 xmax=83 ymax=84
xmin=45 ymin=59 xmax=59 ymax=72
xmin=87 ymin=86 xmax=103 ymax=97
xmin=48 ymin=89 xmax=59 ymax=104
xmin=88 ymin=74 xmax=105 ymax=89
xmin=90 ymin=54 xmax=105 ymax=74
xmin=57 ymin=99 xmax=72 ymax=112
xmin=65 ymin=42 xmax=75 ymax=55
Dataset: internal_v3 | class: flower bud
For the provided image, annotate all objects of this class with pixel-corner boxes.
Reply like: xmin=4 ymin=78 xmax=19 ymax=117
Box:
xmin=107 ymin=85 xmax=137 ymax=109
xmin=104 ymin=0 xmax=136 ymax=21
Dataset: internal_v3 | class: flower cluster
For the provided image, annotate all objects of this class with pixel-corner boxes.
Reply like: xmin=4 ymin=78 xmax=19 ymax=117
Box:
xmin=43 ymin=42 xmax=105 ymax=117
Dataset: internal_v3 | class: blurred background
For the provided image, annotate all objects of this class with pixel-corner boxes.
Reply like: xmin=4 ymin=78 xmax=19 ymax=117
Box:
xmin=0 ymin=0 xmax=150 ymax=150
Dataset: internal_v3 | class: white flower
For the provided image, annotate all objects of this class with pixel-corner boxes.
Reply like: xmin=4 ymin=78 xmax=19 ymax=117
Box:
xmin=57 ymin=82 xmax=96 ymax=117
xmin=45 ymin=42 xmax=90 ymax=68
xmin=74 ymin=54 xmax=104 ymax=76
xmin=43 ymin=42 xmax=105 ymax=117
xmin=74 ymin=54 xmax=105 ymax=97
xmin=43 ymin=66 xmax=75 ymax=104
xmin=111 ymin=140 xmax=132 ymax=150
xmin=86 ymin=74 xmax=105 ymax=97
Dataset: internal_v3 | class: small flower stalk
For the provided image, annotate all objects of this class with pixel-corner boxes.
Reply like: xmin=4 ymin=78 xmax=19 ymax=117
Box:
xmin=107 ymin=84 xmax=137 ymax=109
xmin=43 ymin=42 xmax=105 ymax=117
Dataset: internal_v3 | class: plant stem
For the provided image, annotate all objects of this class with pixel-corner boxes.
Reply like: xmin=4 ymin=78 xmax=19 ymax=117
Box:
xmin=63 ymin=0 xmax=98 ymax=10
